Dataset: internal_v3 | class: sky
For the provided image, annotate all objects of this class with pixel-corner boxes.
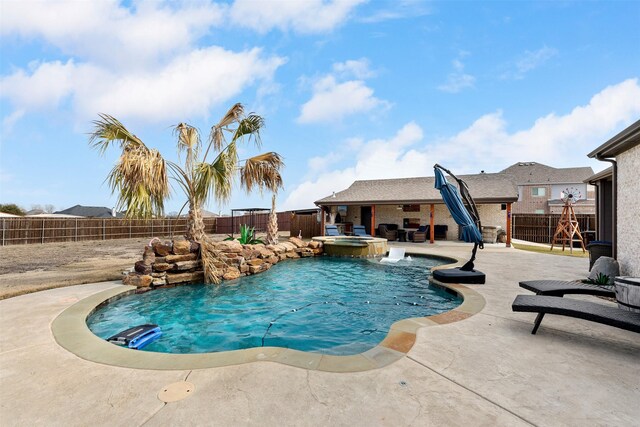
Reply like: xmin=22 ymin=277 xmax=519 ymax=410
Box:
xmin=1 ymin=0 xmax=639 ymax=215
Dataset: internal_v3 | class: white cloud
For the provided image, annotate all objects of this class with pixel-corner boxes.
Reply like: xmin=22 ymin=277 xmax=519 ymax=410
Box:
xmin=332 ymin=58 xmax=375 ymax=79
xmin=282 ymin=122 xmax=424 ymax=209
xmin=2 ymin=108 xmax=25 ymax=135
xmin=0 ymin=48 xmax=285 ymax=122
xmin=228 ymin=0 xmax=365 ymax=34
xmin=0 ymin=0 xmax=224 ymax=69
xmin=359 ymin=0 xmax=431 ymax=23
xmin=502 ymin=46 xmax=558 ymax=79
xmin=283 ymin=78 xmax=640 ymax=210
xmin=298 ymin=76 xmax=388 ymax=123
xmin=438 ymin=59 xmax=476 ymax=93
xmin=298 ymin=59 xmax=389 ymax=124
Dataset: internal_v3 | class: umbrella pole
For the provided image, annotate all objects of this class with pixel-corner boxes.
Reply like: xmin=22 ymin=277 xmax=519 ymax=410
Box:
xmin=461 ymin=242 xmax=478 ymax=271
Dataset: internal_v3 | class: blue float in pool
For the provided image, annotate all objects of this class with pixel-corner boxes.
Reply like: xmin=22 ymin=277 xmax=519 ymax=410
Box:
xmin=107 ymin=324 xmax=162 ymax=350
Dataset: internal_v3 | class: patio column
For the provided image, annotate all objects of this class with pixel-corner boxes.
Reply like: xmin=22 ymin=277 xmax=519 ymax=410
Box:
xmin=320 ymin=205 xmax=325 ymax=236
xmin=506 ymin=202 xmax=512 ymax=247
xmin=429 ymin=204 xmax=435 ymax=244
xmin=371 ymin=205 xmax=376 ymax=236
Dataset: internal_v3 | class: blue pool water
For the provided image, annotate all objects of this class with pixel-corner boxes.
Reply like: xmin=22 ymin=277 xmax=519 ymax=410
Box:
xmin=87 ymin=256 xmax=461 ymax=355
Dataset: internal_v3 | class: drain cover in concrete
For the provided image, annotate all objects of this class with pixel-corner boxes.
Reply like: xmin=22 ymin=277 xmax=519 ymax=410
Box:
xmin=158 ymin=381 xmax=195 ymax=402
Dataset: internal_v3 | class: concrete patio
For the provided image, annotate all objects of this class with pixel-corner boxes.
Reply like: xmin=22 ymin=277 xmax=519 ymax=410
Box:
xmin=1 ymin=242 xmax=638 ymax=426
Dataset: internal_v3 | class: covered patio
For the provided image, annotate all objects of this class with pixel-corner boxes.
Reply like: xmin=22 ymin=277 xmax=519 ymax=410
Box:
xmin=315 ymin=173 xmax=518 ymax=246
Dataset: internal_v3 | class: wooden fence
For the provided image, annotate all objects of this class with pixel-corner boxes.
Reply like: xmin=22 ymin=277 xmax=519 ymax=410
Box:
xmin=511 ymin=214 xmax=596 ymax=244
xmin=0 ymin=217 xmax=216 ymax=246
xmin=203 ymin=212 xmax=291 ymax=236
xmin=290 ymin=213 xmax=322 ymax=239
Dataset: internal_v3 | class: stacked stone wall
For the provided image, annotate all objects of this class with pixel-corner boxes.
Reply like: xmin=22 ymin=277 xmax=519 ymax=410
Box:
xmin=123 ymin=236 xmax=323 ymax=289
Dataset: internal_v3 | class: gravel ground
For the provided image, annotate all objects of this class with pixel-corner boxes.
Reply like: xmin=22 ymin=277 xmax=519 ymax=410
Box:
xmin=0 ymin=238 xmax=151 ymax=300
xmin=0 ymin=232 xmax=290 ymax=300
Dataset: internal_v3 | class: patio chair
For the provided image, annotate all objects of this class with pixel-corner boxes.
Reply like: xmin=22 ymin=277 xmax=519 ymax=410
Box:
xmin=519 ymin=280 xmax=615 ymax=298
xmin=325 ymin=225 xmax=343 ymax=236
xmin=377 ymin=224 xmax=398 ymax=241
xmin=353 ymin=225 xmax=371 ymax=237
xmin=411 ymin=225 xmax=428 ymax=243
xmin=380 ymin=247 xmax=406 ymax=264
xmin=512 ymin=294 xmax=640 ymax=334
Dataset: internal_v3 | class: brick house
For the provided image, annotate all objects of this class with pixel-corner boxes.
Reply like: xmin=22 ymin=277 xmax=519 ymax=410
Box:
xmin=315 ymin=172 xmax=518 ymax=245
xmin=587 ymin=119 xmax=640 ymax=276
xmin=500 ymin=162 xmax=595 ymax=214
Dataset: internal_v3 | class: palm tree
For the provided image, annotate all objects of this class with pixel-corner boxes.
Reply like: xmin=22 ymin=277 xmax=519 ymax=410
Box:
xmin=89 ymin=103 xmax=284 ymax=281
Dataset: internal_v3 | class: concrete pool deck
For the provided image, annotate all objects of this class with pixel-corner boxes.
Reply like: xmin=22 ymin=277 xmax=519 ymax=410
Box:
xmin=1 ymin=242 xmax=639 ymax=426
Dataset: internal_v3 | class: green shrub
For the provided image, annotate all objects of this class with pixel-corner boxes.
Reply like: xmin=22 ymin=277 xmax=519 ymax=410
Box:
xmin=225 ymin=224 xmax=264 ymax=245
xmin=0 ymin=204 xmax=25 ymax=216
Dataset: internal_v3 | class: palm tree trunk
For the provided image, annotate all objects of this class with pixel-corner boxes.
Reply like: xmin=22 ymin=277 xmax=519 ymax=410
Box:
xmin=187 ymin=201 xmax=206 ymax=242
xmin=266 ymin=194 xmax=278 ymax=245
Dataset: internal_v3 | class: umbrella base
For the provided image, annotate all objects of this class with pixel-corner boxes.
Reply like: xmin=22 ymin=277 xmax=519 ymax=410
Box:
xmin=432 ymin=268 xmax=486 ymax=285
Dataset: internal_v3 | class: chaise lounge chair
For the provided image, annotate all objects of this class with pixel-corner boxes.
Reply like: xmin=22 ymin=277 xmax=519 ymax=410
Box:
xmin=512 ymin=295 xmax=640 ymax=334
xmin=377 ymin=224 xmax=398 ymax=241
xmin=353 ymin=225 xmax=371 ymax=237
xmin=411 ymin=225 xmax=428 ymax=243
xmin=519 ymin=280 xmax=615 ymax=298
xmin=325 ymin=225 xmax=344 ymax=236
xmin=380 ymin=247 xmax=405 ymax=264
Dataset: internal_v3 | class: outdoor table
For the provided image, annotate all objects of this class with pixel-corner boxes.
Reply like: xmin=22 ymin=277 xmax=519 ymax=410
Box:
xmin=397 ymin=229 xmax=407 ymax=242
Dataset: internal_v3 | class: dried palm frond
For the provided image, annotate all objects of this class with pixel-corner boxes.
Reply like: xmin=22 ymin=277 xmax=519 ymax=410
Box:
xmin=193 ymin=153 xmax=234 ymax=205
xmin=89 ymin=113 xmax=145 ymax=154
xmin=240 ymin=152 xmax=284 ymax=194
xmin=232 ymin=114 xmax=264 ymax=148
xmin=173 ymin=123 xmax=201 ymax=174
xmin=200 ymin=239 xmax=223 ymax=284
xmin=90 ymin=113 xmax=168 ymax=218
xmin=208 ymin=103 xmax=245 ymax=155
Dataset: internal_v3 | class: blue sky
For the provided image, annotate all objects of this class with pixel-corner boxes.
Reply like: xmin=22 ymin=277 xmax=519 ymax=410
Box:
xmin=1 ymin=0 xmax=639 ymax=215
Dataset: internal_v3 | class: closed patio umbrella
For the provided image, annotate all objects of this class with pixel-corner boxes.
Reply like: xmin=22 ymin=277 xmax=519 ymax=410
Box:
xmin=434 ymin=164 xmax=484 ymax=273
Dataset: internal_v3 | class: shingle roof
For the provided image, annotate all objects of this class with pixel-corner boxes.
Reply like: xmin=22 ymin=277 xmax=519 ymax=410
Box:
xmin=315 ymin=173 xmax=518 ymax=205
xmin=500 ymin=162 xmax=594 ymax=185
xmin=55 ymin=205 xmax=123 ymax=218
xmin=585 ymin=166 xmax=612 ymax=183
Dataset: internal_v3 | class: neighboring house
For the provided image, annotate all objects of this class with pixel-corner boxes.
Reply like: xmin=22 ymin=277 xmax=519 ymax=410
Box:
xmin=501 ymin=162 xmax=595 ymax=214
xmin=587 ymin=119 xmax=640 ymax=277
xmin=54 ymin=205 xmax=123 ymax=218
xmin=315 ymin=172 xmax=518 ymax=245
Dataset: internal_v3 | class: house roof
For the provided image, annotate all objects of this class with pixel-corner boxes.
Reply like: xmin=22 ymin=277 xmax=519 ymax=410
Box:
xmin=55 ymin=205 xmax=123 ymax=218
xmin=585 ymin=166 xmax=613 ymax=183
xmin=500 ymin=162 xmax=594 ymax=185
xmin=315 ymin=173 xmax=518 ymax=206
xmin=26 ymin=213 xmax=83 ymax=218
xmin=588 ymin=119 xmax=640 ymax=158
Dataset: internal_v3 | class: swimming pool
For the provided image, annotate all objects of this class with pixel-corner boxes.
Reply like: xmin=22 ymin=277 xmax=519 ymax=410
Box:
xmin=87 ymin=256 xmax=461 ymax=356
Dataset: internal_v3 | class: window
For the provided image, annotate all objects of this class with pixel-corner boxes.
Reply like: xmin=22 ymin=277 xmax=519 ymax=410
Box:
xmin=531 ymin=187 xmax=546 ymax=197
xmin=402 ymin=204 xmax=420 ymax=212
xmin=403 ymin=218 xmax=421 ymax=228
xmin=535 ymin=209 xmax=545 ymax=214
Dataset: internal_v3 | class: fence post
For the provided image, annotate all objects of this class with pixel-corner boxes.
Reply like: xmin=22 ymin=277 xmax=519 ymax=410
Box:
xmin=151 ymin=219 xmax=154 ymax=237
xmin=2 ymin=218 xmax=4 ymax=246
xmin=103 ymin=219 xmax=106 ymax=240
xmin=548 ymin=216 xmax=552 ymax=243
xmin=42 ymin=219 xmax=45 ymax=244
xmin=75 ymin=219 xmax=78 ymax=242
xmin=129 ymin=221 xmax=132 ymax=238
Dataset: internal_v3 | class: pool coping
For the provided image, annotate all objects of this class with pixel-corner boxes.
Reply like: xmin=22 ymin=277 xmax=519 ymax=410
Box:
xmin=51 ymin=253 xmax=485 ymax=373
